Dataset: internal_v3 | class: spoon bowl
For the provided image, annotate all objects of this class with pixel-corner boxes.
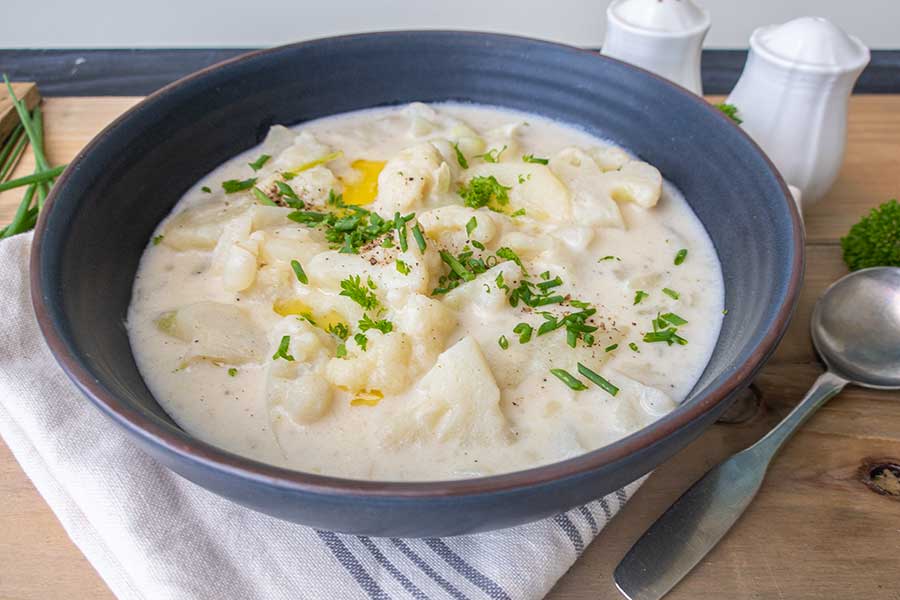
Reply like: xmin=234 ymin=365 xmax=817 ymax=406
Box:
xmin=812 ymin=267 xmax=900 ymax=389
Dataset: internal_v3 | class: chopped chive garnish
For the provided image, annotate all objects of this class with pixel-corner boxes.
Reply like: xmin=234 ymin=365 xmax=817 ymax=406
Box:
xmin=674 ymin=249 xmax=688 ymax=265
xmin=466 ymin=216 xmax=477 ymax=237
xmin=498 ymin=335 xmax=509 ymax=350
xmin=662 ymin=287 xmax=680 ymax=300
xmin=566 ymin=328 xmax=578 ymax=348
xmin=411 ymin=223 xmax=427 ymax=252
xmin=577 ymin=363 xmax=619 ymax=396
xmin=660 ymin=312 xmax=687 ymax=326
xmin=495 ymin=247 xmax=526 ymax=273
xmin=531 ymin=294 xmax=565 ymax=307
xmin=633 ymin=290 xmax=649 ymax=305
xmin=471 ymin=239 xmax=486 ymax=251
xmin=537 ymin=318 xmax=560 ymax=336
xmin=272 ymin=335 xmax=295 ymax=361
xmin=550 ymin=368 xmax=588 ymax=391
xmin=152 ymin=235 xmax=164 ymax=246
xmin=201 ymin=186 xmax=211 ymax=193
xmin=522 ymin=154 xmax=549 ymax=165
xmin=629 ymin=342 xmax=640 ymax=352
xmin=227 ymin=367 xmax=238 ymax=377
xmin=604 ymin=343 xmax=618 ymax=352
xmin=458 ymin=175 xmax=511 ymax=209
xmin=537 ymin=276 xmax=562 ymax=291
xmin=248 ymin=154 xmax=271 ymax=171
xmin=252 ymin=187 xmax=277 ymax=206
xmin=440 ymin=251 xmax=475 ymax=281
xmin=453 ymin=143 xmax=469 ymax=169
xmin=396 ymin=259 xmax=411 ymax=275
xmin=222 ymin=177 xmax=257 ymax=193
xmin=290 ymin=259 xmax=308 ymax=284
xmin=540 ymin=271 xmax=551 ymax=280
xmin=395 ymin=212 xmax=409 ymax=252
xmin=723 ymin=309 xmax=729 ymax=315
xmin=513 ymin=322 xmax=533 ymax=343
xmin=599 ymin=255 xmax=621 ymax=262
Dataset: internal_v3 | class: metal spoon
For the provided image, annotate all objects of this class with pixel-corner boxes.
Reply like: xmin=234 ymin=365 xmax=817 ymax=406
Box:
xmin=614 ymin=267 xmax=900 ymax=600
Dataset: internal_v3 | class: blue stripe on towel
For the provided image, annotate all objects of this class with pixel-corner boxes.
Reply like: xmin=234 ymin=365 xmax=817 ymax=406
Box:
xmin=553 ymin=513 xmax=585 ymax=555
xmin=390 ymin=538 xmax=470 ymax=600
xmin=358 ymin=536 xmax=430 ymax=600
xmin=425 ymin=538 xmax=513 ymax=600
xmin=316 ymin=530 xmax=389 ymax=600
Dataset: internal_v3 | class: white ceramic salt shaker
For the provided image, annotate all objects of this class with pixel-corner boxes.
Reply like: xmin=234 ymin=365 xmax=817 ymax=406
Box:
xmin=726 ymin=17 xmax=870 ymax=207
xmin=601 ymin=0 xmax=711 ymax=95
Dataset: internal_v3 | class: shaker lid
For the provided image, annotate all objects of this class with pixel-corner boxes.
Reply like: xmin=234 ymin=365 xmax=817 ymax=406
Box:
xmin=609 ymin=0 xmax=710 ymax=35
xmin=753 ymin=17 xmax=870 ymax=71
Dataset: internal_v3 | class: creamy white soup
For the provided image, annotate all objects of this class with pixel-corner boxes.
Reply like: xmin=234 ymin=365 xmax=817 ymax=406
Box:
xmin=127 ymin=103 xmax=724 ymax=481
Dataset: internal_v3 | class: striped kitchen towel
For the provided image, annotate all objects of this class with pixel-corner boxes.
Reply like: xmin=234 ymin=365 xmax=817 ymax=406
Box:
xmin=0 ymin=232 xmax=645 ymax=600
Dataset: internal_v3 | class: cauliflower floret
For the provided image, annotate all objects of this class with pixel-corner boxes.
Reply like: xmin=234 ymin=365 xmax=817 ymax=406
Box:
xmin=549 ymin=147 xmax=625 ymax=229
xmin=325 ymin=330 xmax=414 ymax=395
xmin=266 ymin=318 xmax=335 ymax=425
xmin=464 ymin=163 xmax=572 ymax=222
xmin=371 ymin=142 xmax=447 ymax=215
xmin=384 ymin=336 xmax=509 ymax=446
xmin=160 ymin=301 xmax=266 ymax=364
xmin=393 ymin=293 xmax=457 ymax=372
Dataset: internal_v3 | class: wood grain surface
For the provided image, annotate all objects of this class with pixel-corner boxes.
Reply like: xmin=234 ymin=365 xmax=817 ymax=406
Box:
xmin=0 ymin=96 xmax=898 ymax=600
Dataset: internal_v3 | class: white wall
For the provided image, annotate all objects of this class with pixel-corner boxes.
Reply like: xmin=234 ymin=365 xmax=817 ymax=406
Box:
xmin=1 ymin=0 xmax=898 ymax=49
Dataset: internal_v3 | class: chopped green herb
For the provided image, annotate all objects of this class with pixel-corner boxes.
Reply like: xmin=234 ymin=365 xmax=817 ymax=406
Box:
xmin=513 ymin=322 xmax=533 ymax=344
xmin=598 ymin=255 xmax=621 ymax=262
xmin=222 ymin=177 xmax=257 ymax=193
xmin=396 ymin=259 xmax=411 ymax=275
xmin=604 ymin=343 xmax=618 ymax=352
xmin=577 ymin=363 xmax=618 ymax=396
xmin=498 ymin=335 xmax=509 ymax=350
xmin=466 ymin=216 xmax=477 ymax=237
xmin=453 ymin=143 xmax=469 ymax=169
xmin=358 ymin=314 xmax=393 ymax=334
xmin=339 ymin=275 xmax=379 ymax=310
xmin=248 ymin=154 xmax=271 ymax=171
xmin=252 ymin=187 xmax=277 ymax=206
xmin=201 ymin=186 xmax=211 ymax=193
xmin=660 ymin=312 xmax=688 ymax=326
xmin=495 ymin=272 xmax=509 ymax=293
xmin=550 ymin=368 xmax=588 ymax=391
xmin=537 ymin=276 xmax=562 ymax=291
xmin=715 ymin=102 xmax=743 ymax=125
xmin=522 ymin=154 xmax=549 ymax=165
xmin=298 ymin=313 xmax=316 ymax=326
xmin=723 ymin=308 xmax=729 ymax=315
xmin=411 ymin=222 xmax=427 ymax=252
xmin=440 ymin=251 xmax=475 ymax=282
xmin=477 ymin=145 xmax=507 ymax=163
xmin=354 ymin=332 xmax=368 ymax=351
xmin=495 ymin=246 xmax=525 ymax=273
xmin=272 ymin=335 xmax=295 ymax=361
xmin=328 ymin=322 xmax=350 ymax=340
xmin=152 ymin=235 xmax=164 ymax=246
xmin=458 ymin=175 xmax=511 ymax=209
xmin=674 ymin=248 xmax=688 ymax=265
xmin=633 ymin=290 xmax=649 ymax=305
xmin=643 ymin=328 xmax=688 ymax=346
xmin=629 ymin=342 xmax=640 ymax=352
xmin=510 ymin=208 xmax=527 ymax=217
xmin=471 ymin=239 xmax=486 ymax=251
xmin=227 ymin=367 xmax=238 ymax=377
xmin=275 ymin=181 xmax=303 ymax=208
xmin=335 ymin=343 xmax=347 ymax=358
xmin=662 ymin=287 xmax=680 ymax=300
xmin=290 ymin=259 xmax=308 ymax=284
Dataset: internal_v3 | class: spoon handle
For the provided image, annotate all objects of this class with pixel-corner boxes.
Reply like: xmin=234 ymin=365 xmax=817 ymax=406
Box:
xmin=613 ymin=371 xmax=848 ymax=600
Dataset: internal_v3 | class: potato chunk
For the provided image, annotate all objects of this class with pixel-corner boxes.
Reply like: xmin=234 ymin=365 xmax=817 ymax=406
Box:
xmin=385 ymin=336 xmax=508 ymax=446
xmin=372 ymin=142 xmax=448 ymax=215
xmin=266 ymin=318 xmax=334 ymax=425
xmin=161 ymin=200 xmax=251 ymax=251
xmin=325 ymin=330 xmax=414 ymax=395
xmin=465 ymin=163 xmax=572 ymax=222
xmin=164 ymin=302 xmax=266 ymax=364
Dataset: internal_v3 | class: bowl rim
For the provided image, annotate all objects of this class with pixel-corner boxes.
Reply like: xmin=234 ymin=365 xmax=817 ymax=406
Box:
xmin=31 ymin=30 xmax=805 ymax=499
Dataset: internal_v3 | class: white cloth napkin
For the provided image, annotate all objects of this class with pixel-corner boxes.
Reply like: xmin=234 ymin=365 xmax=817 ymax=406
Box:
xmin=0 ymin=231 xmax=645 ymax=600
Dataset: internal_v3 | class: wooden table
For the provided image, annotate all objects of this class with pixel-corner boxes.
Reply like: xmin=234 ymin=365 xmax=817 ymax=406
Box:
xmin=1 ymin=96 xmax=899 ymax=600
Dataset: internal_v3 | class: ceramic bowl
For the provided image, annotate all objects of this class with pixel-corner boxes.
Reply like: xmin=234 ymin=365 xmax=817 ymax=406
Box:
xmin=32 ymin=31 xmax=803 ymax=536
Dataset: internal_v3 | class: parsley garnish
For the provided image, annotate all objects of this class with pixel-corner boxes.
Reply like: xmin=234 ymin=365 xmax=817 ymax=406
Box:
xmin=222 ymin=177 xmax=257 ymax=194
xmin=550 ymin=368 xmax=588 ymax=391
xmin=152 ymin=235 xmax=164 ymax=246
xmin=354 ymin=332 xmax=369 ymax=351
xmin=358 ymin=314 xmax=393 ymax=334
xmin=335 ymin=343 xmax=347 ymax=358
xmin=674 ymin=249 xmax=688 ymax=265
xmin=633 ymin=290 xmax=649 ymax=305
xmin=339 ymin=275 xmax=379 ymax=310
xmin=227 ymin=367 xmax=238 ymax=377
xmin=604 ymin=343 xmax=618 ymax=352
xmin=453 ymin=143 xmax=469 ymax=169
xmin=290 ymin=259 xmax=308 ymax=284
xmin=599 ymin=255 xmax=621 ymax=262
xmin=522 ymin=154 xmax=549 ymax=165
xmin=495 ymin=247 xmax=526 ymax=273
xmin=275 ymin=181 xmax=303 ymax=208
xmin=328 ymin=322 xmax=350 ymax=340
xmin=248 ymin=154 xmax=271 ymax=171
xmin=252 ymin=187 xmax=277 ymax=206
xmin=458 ymin=176 xmax=511 ymax=209
xmin=715 ymin=102 xmax=743 ymax=125
xmin=287 ymin=191 xmax=397 ymax=254
xmin=629 ymin=342 xmax=640 ymax=352
xmin=272 ymin=335 xmax=295 ymax=361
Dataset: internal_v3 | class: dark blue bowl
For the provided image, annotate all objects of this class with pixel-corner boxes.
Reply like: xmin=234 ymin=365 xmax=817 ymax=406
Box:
xmin=32 ymin=31 xmax=803 ymax=537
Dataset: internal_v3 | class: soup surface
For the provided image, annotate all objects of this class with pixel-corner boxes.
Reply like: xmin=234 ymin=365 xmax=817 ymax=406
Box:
xmin=128 ymin=103 xmax=724 ymax=481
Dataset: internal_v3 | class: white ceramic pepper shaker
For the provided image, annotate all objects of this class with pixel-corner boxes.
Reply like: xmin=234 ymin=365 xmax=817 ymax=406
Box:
xmin=601 ymin=0 xmax=711 ymax=95
xmin=726 ymin=17 xmax=870 ymax=207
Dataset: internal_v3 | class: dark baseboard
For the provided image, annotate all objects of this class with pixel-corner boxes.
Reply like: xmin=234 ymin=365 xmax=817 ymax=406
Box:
xmin=2 ymin=48 xmax=899 ymax=96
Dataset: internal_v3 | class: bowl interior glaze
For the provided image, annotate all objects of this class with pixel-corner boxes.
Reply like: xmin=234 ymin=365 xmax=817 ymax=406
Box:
xmin=32 ymin=32 xmax=802 ymax=536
